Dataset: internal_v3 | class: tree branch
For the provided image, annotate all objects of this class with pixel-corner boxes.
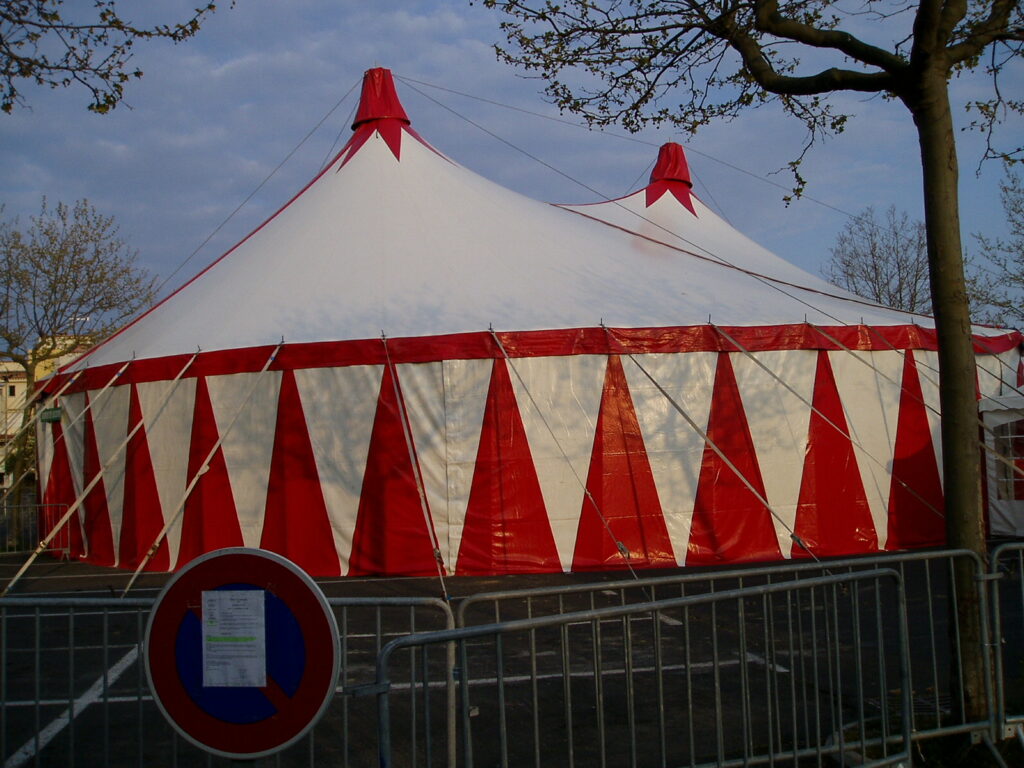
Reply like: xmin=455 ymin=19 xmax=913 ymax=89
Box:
xmin=752 ymin=0 xmax=908 ymax=73
xmin=946 ymin=0 xmax=1022 ymax=64
xmin=721 ymin=15 xmax=895 ymax=95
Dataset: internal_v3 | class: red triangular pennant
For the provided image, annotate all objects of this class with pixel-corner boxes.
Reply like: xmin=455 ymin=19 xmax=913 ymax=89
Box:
xmin=645 ymin=143 xmax=697 ymax=214
xmin=792 ymin=351 xmax=878 ymax=558
xmin=645 ymin=180 xmax=697 ymax=215
xmin=886 ymin=351 xmax=945 ymax=549
xmin=457 ymin=358 xmax=560 ymax=575
xmin=80 ymin=393 xmax=114 ymax=566
xmin=572 ymin=355 xmax=675 ymax=571
xmin=118 ymin=383 xmax=168 ymax=570
xmin=687 ymin=353 xmax=782 ymax=565
xmin=40 ymin=421 xmax=84 ymax=559
xmin=260 ymin=370 xmax=341 ymax=576
xmin=348 ymin=365 xmax=441 ymax=577
xmin=177 ymin=376 xmax=243 ymax=568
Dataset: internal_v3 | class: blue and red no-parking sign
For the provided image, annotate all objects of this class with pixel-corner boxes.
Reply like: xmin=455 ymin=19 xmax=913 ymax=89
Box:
xmin=144 ymin=548 xmax=339 ymax=759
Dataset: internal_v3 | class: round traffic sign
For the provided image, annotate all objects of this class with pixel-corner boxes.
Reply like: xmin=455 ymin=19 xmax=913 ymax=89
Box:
xmin=144 ymin=548 xmax=338 ymax=759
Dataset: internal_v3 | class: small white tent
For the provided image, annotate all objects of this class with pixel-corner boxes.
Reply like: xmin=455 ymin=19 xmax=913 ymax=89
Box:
xmin=39 ymin=68 xmax=1023 ymax=577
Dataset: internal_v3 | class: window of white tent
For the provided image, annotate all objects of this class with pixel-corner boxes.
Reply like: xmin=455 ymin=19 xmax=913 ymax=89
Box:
xmin=993 ymin=419 xmax=1024 ymax=501
xmin=981 ymin=394 xmax=1024 ymax=537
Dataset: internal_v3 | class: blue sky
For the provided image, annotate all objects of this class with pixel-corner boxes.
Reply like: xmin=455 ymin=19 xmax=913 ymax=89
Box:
xmin=1 ymin=0 xmax=1020 ymax=301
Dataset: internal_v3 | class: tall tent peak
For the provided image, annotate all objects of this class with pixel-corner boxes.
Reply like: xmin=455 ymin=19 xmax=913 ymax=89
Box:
xmin=646 ymin=142 xmax=697 ymax=214
xmin=352 ymin=67 xmax=411 ymax=129
xmin=650 ymin=142 xmax=693 ymax=188
xmin=337 ymin=67 xmax=432 ymax=167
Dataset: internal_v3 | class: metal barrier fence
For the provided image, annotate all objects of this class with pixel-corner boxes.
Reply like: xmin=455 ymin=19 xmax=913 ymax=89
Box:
xmin=3 ymin=548 xmax=1023 ymax=766
xmin=457 ymin=548 xmax=993 ymax=742
xmin=377 ymin=569 xmax=913 ymax=768
xmin=0 ymin=506 xmax=66 ymax=555
xmin=992 ymin=542 xmax=1024 ymax=737
xmin=0 ymin=595 xmax=453 ymax=767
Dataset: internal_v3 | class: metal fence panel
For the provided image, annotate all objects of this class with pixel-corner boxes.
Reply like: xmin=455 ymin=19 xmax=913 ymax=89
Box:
xmin=378 ymin=570 xmax=913 ymax=768
xmin=457 ymin=549 xmax=994 ymax=741
xmin=992 ymin=542 xmax=1024 ymax=737
xmin=5 ymin=548 xmax=1022 ymax=766
xmin=0 ymin=596 xmax=453 ymax=767
xmin=0 ymin=506 xmax=67 ymax=555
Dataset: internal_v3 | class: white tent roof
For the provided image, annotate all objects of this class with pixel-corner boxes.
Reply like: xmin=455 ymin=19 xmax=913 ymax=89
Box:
xmin=71 ymin=70 xmax=965 ymax=372
xmin=38 ymin=69 xmax=1023 ymax=579
xmin=556 ymin=142 xmax=852 ymax=294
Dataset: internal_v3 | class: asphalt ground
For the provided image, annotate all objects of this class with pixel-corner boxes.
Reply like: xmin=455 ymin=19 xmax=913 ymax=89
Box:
xmin=0 ymin=550 xmax=661 ymax=599
xmin=1 ymin=549 xmax=1022 ymax=767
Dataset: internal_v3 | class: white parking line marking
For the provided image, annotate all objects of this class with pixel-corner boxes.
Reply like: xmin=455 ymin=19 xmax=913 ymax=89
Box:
xmin=745 ymin=651 xmax=789 ymax=673
xmin=4 ymin=646 xmax=139 ymax=768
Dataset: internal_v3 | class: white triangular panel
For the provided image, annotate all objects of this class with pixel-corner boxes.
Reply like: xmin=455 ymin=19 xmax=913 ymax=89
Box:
xmin=977 ymin=349 xmax=1008 ymax=400
xmin=1003 ymin=349 xmax=1024 ymax=394
xmin=437 ymin=358 xmax=493 ymax=568
xmin=991 ymin=347 xmax=1022 ymax=397
xmin=830 ymin=349 xmax=904 ymax=550
xmin=60 ymin=392 xmax=88 ymax=508
xmin=137 ymin=378 xmax=197 ymax=569
xmin=914 ymin=350 xmax=944 ymax=483
xmin=734 ymin=350 xmax=817 ymax=558
xmin=207 ymin=371 xmax=282 ymax=547
xmin=622 ymin=352 xmax=717 ymax=565
xmin=295 ymin=365 xmax=382 ymax=574
xmin=36 ymin=419 xmax=54 ymax=501
xmin=396 ymin=362 xmax=450 ymax=571
xmin=508 ymin=355 xmax=606 ymax=571
xmin=87 ymin=384 xmax=132 ymax=566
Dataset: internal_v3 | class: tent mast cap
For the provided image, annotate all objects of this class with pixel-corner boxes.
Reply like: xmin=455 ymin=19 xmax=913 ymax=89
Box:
xmin=650 ymin=142 xmax=693 ymax=188
xmin=352 ymin=67 xmax=411 ymax=130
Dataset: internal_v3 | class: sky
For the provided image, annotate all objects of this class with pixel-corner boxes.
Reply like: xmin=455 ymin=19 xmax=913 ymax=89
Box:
xmin=0 ymin=0 xmax=1020 ymax=303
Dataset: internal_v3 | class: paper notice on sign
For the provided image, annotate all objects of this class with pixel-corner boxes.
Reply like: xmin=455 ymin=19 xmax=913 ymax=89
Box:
xmin=202 ymin=590 xmax=266 ymax=687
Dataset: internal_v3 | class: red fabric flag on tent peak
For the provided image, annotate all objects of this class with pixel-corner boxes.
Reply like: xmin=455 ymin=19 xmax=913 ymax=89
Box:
xmin=339 ymin=67 xmax=431 ymax=166
xmin=646 ymin=142 xmax=697 ymax=215
xmin=352 ymin=67 xmax=411 ymax=128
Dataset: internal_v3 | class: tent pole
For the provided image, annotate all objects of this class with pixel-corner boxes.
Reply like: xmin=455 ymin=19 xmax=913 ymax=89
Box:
xmin=122 ymin=344 xmax=283 ymax=595
xmin=488 ymin=328 xmax=643 ymax=582
xmin=2 ymin=355 xmax=194 ymax=596
xmin=7 ymin=361 xmax=134 ymax=508
xmin=0 ymin=366 xmax=92 ymax=511
xmin=971 ymin=335 xmax=1024 ymax=400
xmin=381 ymin=335 xmax=450 ymax=601
xmin=716 ymin=324 xmax=945 ymax=523
xmin=807 ymin=323 xmax=1006 ymax=510
xmin=0 ymin=367 xmax=85 ymax=472
xmin=600 ymin=324 xmax=818 ymax=563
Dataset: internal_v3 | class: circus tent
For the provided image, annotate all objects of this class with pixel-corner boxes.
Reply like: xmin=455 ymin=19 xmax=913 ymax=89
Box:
xmin=37 ymin=67 xmax=1023 ymax=577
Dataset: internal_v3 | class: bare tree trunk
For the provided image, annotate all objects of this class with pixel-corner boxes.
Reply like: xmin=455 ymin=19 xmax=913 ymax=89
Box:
xmin=911 ymin=73 xmax=988 ymax=725
xmin=8 ymin=366 xmax=37 ymax=514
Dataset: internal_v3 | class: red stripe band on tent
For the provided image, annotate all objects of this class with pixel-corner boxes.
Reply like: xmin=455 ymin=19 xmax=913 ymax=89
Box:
xmin=49 ymin=325 xmax=1024 ymax=395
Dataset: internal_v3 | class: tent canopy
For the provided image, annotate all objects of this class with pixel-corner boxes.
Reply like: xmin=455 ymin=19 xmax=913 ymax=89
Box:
xmin=67 ymin=68 xmax=990 ymax=382
xmin=40 ymin=68 xmax=1022 ymax=579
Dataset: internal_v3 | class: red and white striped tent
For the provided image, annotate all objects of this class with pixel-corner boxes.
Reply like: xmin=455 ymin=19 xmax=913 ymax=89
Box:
xmin=39 ymin=68 xmax=1023 ymax=577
